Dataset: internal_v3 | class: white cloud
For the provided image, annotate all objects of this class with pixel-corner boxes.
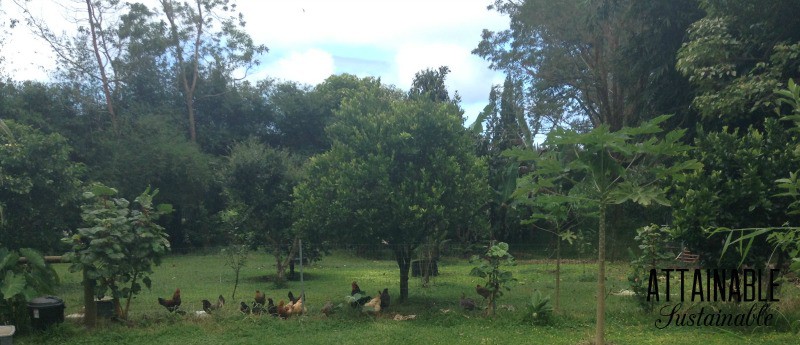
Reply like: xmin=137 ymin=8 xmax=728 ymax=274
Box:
xmin=253 ymin=48 xmax=336 ymax=86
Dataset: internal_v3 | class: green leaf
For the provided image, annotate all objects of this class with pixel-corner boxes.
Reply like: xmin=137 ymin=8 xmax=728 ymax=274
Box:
xmin=1 ymin=270 xmax=26 ymax=298
xmin=19 ymin=248 xmax=46 ymax=269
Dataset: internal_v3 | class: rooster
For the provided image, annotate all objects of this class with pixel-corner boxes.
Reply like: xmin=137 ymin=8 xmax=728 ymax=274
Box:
xmin=362 ymin=292 xmax=381 ymax=315
xmin=202 ymin=295 xmax=225 ymax=313
xmin=291 ymin=296 xmax=305 ymax=316
xmin=349 ymin=281 xmax=372 ymax=308
xmin=379 ymin=288 xmax=390 ymax=310
xmin=158 ymin=288 xmax=181 ymax=312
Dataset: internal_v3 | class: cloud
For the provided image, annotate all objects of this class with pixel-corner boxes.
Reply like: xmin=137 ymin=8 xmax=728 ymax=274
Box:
xmin=254 ymin=48 xmax=336 ymax=86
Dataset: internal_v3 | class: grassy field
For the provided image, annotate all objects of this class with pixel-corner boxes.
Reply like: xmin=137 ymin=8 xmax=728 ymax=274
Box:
xmin=13 ymin=250 xmax=800 ymax=345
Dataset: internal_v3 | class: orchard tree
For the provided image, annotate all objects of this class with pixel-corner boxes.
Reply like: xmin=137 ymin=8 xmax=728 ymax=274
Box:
xmin=294 ymin=81 xmax=486 ymax=302
xmin=223 ymin=138 xmax=304 ymax=283
xmin=509 ymin=115 xmax=699 ymax=345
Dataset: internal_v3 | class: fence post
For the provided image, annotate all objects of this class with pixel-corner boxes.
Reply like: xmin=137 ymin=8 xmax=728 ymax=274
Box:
xmin=299 ymin=239 xmax=304 ymax=304
xmin=82 ymin=269 xmax=96 ymax=328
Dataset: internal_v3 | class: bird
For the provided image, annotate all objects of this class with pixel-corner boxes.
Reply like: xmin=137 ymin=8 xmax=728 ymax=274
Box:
xmin=277 ymin=300 xmax=290 ymax=318
xmin=476 ymin=284 xmax=492 ymax=300
xmin=240 ymin=301 xmax=251 ymax=314
xmin=267 ymin=298 xmax=278 ymax=317
xmin=255 ymin=290 xmax=266 ymax=306
xmin=350 ymin=281 xmax=372 ymax=308
xmin=158 ymin=288 xmax=181 ymax=312
xmin=460 ymin=293 xmax=476 ymax=311
xmin=321 ymin=300 xmax=335 ymax=316
xmin=291 ymin=296 xmax=305 ymax=315
xmin=379 ymin=288 xmax=390 ymax=310
xmin=202 ymin=295 xmax=225 ymax=313
xmin=288 ymin=291 xmax=298 ymax=304
xmin=362 ymin=292 xmax=381 ymax=315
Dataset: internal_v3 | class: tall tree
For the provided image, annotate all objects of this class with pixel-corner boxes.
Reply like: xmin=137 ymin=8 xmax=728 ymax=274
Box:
xmin=294 ymin=81 xmax=486 ymax=302
xmin=475 ymin=0 xmax=701 ymax=131
xmin=159 ymin=0 xmax=267 ymax=142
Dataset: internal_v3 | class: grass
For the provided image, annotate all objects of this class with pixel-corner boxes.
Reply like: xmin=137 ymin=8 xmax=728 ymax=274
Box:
xmin=13 ymin=250 xmax=800 ymax=345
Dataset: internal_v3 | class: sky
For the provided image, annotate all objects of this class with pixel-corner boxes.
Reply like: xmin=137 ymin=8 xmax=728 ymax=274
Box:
xmin=0 ymin=0 xmax=510 ymax=125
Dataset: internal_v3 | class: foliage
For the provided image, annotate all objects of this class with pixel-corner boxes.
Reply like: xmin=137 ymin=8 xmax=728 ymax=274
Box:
xmin=469 ymin=242 xmax=517 ymax=315
xmin=676 ymin=0 xmax=800 ymax=130
xmin=294 ymin=80 xmax=486 ymax=302
xmin=476 ymin=0 xmax=701 ymax=131
xmin=63 ymin=183 xmax=172 ymax=319
xmin=221 ymin=233 xmax=249 ymax=300
xmin=628 ymin=224 xmax=674 ymax=311
xmin=222 ymin=138 xmax=304 ymax=283
xmin=522 ymin=290 xmax=553 ymax=325
xmin=0 ymin=247 xmax=59 ymax=333
xmin=671 ymin=118 xmax=800 ymax=268
xmin=509 ymin=115 xmax=699 ymax=344
xmin=0 ymin=119 xmax=84 ymax=252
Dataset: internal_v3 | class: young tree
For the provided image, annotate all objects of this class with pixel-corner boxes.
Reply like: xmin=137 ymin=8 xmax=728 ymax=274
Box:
xmin=294 ymin=81 xmax=486 ymax=302
xmin=509 ymin=115 xmax=699 ymax=345
xmin=223 ymin=138 xmax=302 ymax=283
xmin=63 ymin=183 xmax=172 ymax=320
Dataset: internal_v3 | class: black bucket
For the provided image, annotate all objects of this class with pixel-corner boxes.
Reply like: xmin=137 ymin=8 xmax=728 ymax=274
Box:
xmin=95 ymin=298 xmax=115 ymax=319
xmin=27 ymin=296 xmax=65 ymax=330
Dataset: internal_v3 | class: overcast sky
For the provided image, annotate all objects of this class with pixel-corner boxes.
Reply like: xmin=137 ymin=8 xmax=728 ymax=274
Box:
xmin=1 ymin=0 xmax=509 ymax=124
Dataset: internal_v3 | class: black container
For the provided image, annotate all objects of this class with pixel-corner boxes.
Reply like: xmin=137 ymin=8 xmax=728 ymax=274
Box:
xmin=95 ymin=298 xmax=115 ymax=319
xmin=28 ymin=296 xmax=65 ymax=330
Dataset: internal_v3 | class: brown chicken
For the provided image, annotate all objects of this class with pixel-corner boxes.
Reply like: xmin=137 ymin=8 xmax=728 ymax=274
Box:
xmin=202 ymin=295 xmax=225 ymax=313
xmin=255 ymin=290 xmax=266 ymax=306
xmin=158 ymin=288 xmax=181 ymax=312
xmin=277 ymin=300 xmax=290 ymax=318
xmin=476 ymin=284 xmax=492 ymax=300
xmin=362 ymin=292 xmax=381 ymax=315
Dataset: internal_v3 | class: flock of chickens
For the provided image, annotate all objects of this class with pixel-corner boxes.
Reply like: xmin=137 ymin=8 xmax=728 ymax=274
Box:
xmin=156 ymin=282 xmax=494 ymax=317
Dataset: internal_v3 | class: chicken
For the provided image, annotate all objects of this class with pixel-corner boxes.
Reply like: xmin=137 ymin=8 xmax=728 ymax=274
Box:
xmin=379 ymin=288 xmax=390 ymax=310
xmin=277 ymin=300 xmax=290 ymax=319
xmin=321 ymin=301 xmax=335 ymax=316
xmin=202 ymin=295 xmax=225 ymax=313
xmin=267 ymin=298 xmax=278 ymax=317
xmin=476 ymin=284 xmax=492 ymax=300
xmin=158 ymin=288 xmax=181 ymax=312
xmin=252 ymin=290 xmax=266 ymax=314
xmin=240 ymin=301 xmax=251 ymax=314
xmin=288 ymin=291 xmax=298 ymax=304
xmin=460 ymin=293 xmax=476 ymax=311
xmin=349 ymin=281 xmax=372 ymax=308
xmin=255 ymin=290 xmax=266 ymax=306
xmin=362 ymin=292 xmax=381 ymax=315
xmin=291 ymin=297 xmax=305 ymax=316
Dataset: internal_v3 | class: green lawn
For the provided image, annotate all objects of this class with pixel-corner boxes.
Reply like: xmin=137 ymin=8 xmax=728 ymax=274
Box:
xmin=14 ymin=251 xmax=800 ymax=345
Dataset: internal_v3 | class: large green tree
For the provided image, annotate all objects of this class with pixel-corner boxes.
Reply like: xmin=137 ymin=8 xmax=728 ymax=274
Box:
xmin=294 ymin=81 xmax=486 ymax=302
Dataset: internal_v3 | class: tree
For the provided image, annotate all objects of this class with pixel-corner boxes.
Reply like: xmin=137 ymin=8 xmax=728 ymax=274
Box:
xmin=671 ymin=119 xmax=800 ymax=268
xmin=0 ymin=120 xmax=83 ymax=252
xmin=159 ymin=0 xmax=267 ymax=142
xmin=63 ymin=183 xmax=172 ymax=320
xmin=475 ymin=0 xmax=701 ymax=131
xmin=294 ymin=81 xmax=486 ymax=302
xmin=509 ymin=115 xmax=699 ymax=345
xmin=676 ymin=0 xmax=800 ymax=130
xmin=223 ymin=138 xmax=302 ymax=283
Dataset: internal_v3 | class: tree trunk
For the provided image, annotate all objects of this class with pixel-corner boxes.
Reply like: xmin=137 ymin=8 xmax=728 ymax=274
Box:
xmin=595 ymin=203 xmax=607 ymax=345
xmin=395 ymin=246 xmax=411 ymax=303
xmin=84 ymin=0 xmax=117 ymax=129
xmin=555 ymin=233 xmax=561 ymax=313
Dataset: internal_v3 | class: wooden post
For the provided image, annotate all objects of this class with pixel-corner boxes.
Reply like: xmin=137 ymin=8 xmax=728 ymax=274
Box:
xmin=82 ymin=269 xmax=97 ymax=328
xmin=299 ymin=240 xmax=304 ymax=304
